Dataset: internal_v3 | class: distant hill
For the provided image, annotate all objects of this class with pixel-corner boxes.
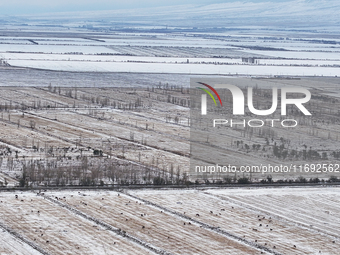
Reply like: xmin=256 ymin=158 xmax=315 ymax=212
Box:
xmin=4 ymin=0 xmax=340 ymax=30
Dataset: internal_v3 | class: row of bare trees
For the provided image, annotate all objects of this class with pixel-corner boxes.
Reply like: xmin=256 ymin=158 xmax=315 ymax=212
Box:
xmin=17 ymin=156 xmax=186 ymax=187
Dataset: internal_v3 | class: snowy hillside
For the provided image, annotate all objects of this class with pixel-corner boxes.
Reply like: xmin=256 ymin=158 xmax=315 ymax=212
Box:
xmin=7 ymin=0 xmax=340 ymax=28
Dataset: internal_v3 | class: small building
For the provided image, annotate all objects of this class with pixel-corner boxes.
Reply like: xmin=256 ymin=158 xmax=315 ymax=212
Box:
xmin=242 ymin=57 xmax=259 ymax=64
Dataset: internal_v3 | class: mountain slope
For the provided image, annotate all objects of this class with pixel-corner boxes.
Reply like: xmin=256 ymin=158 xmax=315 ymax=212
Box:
xmin=6 ymin=0 xmax=340 ymax=29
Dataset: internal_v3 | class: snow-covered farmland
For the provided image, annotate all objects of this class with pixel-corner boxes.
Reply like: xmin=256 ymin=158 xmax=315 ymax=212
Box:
xmin=0 ymin=187 xmax=339 ymax=254
xmin=0 ymin=78 xmax=340 ymax=185
xmin=0 ymin=52 xmax=243 ymax=65
xmin=0 ymin=228 xmax=40 ymax=255
xmin=1 ymin=30 xmax=340 ymax=76
xmin=0 ymin=44 xmax=119 ymax=55
xmin=0 ymin=191 xmax=157 ymax=255
xmin=1 ymin=2 xmax=340 ymax=254
xmin=241 ymin=49 xmax=340 ymax=60
xmin=130 ymin=187 xmax=340 ymax=255
xmin=6 ymin=59 xmax=340 ymax=76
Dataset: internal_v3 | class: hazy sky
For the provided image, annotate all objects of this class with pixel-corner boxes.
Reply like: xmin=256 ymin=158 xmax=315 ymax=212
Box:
xmin=0 ymin=0 xmax=238 ymax=15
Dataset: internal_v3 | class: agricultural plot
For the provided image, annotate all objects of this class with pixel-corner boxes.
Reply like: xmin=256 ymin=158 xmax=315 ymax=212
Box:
xmin=0 ymin=74 xmax=340 ymax=186
xmin=44 ymin=190 xmax=259 ymax=254
xmin=0 ymin=191 xmax=157 ymax=255
xmin=0 ymin=84 xmax=191 ymax=186
xmin=0 ymin=187 xmax=339 ymax=254
xmin=0 ymin=229 xmax=40 ymax=255
xmin=131 ymin=187 xmax=340 ymax=255
xmin=0 ymin=7 xmax=340 ymax=255
xmin=2 ymin=31 xmax=340 ymax=75
xmin=190 ymin=76 xmax=340 ymax=181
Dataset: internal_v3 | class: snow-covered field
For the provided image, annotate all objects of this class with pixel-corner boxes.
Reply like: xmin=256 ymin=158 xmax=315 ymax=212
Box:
xmin=0 ymin=228 xmax=40 ymax=255
xmin=1 ymin=187 xmax=339 ymax=254
xmin=1 ymin=2 xmax=340 ymax=253
xmin=1 ymin=29 xmax=340 ymax=76
xmin=0 ymin=80 xmax=339 ymax=185
xmin=6 ymin=59 xmax=340 ymax=76
xmin=0 ymin=44 xmax=119 ymax=55
xmin=0 ymin=191 xmax=156 ymax=255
